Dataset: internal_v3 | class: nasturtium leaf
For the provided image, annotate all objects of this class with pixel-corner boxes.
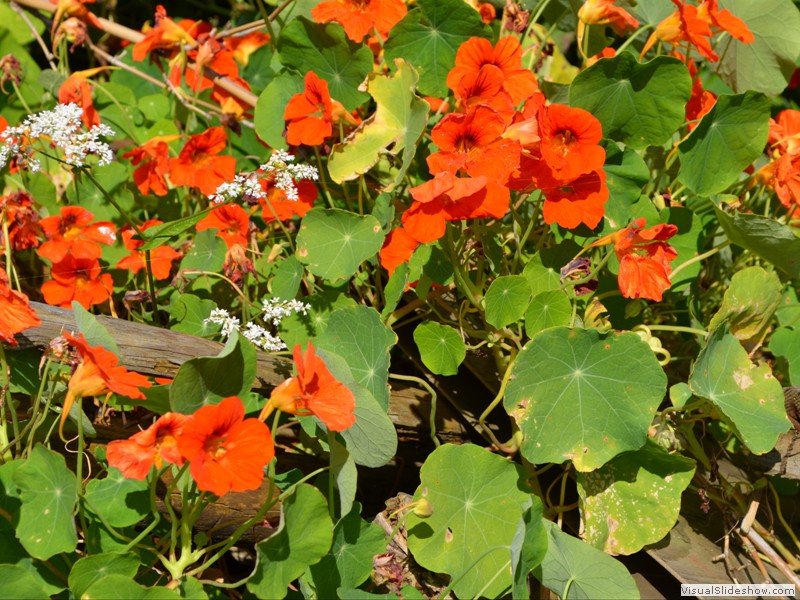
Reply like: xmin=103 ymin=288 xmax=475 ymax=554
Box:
xmin=708 ymin=267 xmax=782 ymax=344
xmin=296 ymin=208 xmax=385 ymax=282
xmin=504 ymin=327 xmax=667 ymax=471
xmin=534 ymin=520 xmax=640 ymax=599
xmin=384 ymin=0 xmax=492 ymax=97
xmin=626 ymin=0 xmax=674 ymax=26
xmin=0 ymin=532 xmax=68 ymax=596
xmin=677 ymin=92 xmax=770 ymax=195
xmin=670 ymin=382 xmax=693 ymax=408
xmin=314 ymin=305 xmax=396 ymax=410
xmin=406 ymin=444 xmax=532 ymax=599
xmin=0 ymin=565 xmax=49 ymax=600
xmin=413 ymin=322 xmax=466 ymax=376
xmin=309 ymin=502 xmax=387 ymax=598
xmin=522 ymin=254 xmax=561 ymax=296
xmin=569 ymin=54 xmax=691 ymax=149
xmin=662 ymin=206 xmax=703 ymax=292
xmin=381 ymin=262 xmax=410 ymax=321
xmin=713 ymin=206 xmax=800 ymax=279
xmin=247 ymin=484 xmax=333 ymax=600
xmin=68 ymin=552 xmax=140 ymax=598
xmin=12 ymin=445 xmax=78 ymax=560
xmin=83 ymin=574 xmax=181 ymax=599
xmin=713 ymin=0 xmax=800 ymax=95
xmin=485 ymin=275 xmax=532 ymax=329
xmin=180 ymin=229 xmax=227 ymax=273
xmin=254 ymin=72 xmax=305 ymax=149
xmin=271 ymin=256 xmax=304 ymax=301
xmin=168 ymin=294 xmax=221 ymax=337
xmin=279 ymin=292 xmax=357 ymax=348
xmin=72 ymin=302 xmax=120 ymax=354
xmin=177 ymin=577 xmax=207 ymax=600
xmin=602 ymin=142 xmax=650 ymax=229
xmin=169 ymin=332 xmax=257 ymax=414
xmin=577 ymin=440 xmax=695 ymax=555
xmin=328 ymin=60 xmax=429 ymax=190
xmin=137 ymin=94 xmax=170 ymax=122
xmin=770 ymin=327 xmax=800 ymax=385
xmin=0 ymin=461 xmax=21 ymax=533
xmin=277 ymin=17 xmax=372 ymax=111
xmin=316 ymin=349 xmax=398 ymax=468
xmin=84 ymin=468 xmax=150 ymax=528
xmin=689 ymin=326 xmax=790 ymax=454
xmin=510 ymin=497 xmax=548 ymax=600
xmin=525 ymin=290 xmax=572 ymax=337
xmin=330 ymin=437 xmax=357 ymax=517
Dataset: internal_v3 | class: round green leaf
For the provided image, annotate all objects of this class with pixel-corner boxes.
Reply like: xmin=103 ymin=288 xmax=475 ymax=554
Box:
xmin=384 ymin=0 xmax=492 ymax=98
xmin=137 ymin=94 xmax=170 ymax=122
xmin=708 ymin=266 xmax=783 ymax=343
xmin=180 ymin=229 xmax=227 ymax=273
xmin=713 ymin=0 xmax=800 ymax=95
xmin=309 ymin=502 xmax=387 ymax=598
xmin=524 ymin=290 xmax=572 ymax=337
xmin=504 ymin=328 xmax=667 ymax=471
xmin=296 ymin=208 xmax=386 ymax=282
xmin=677 ymin=91 xmax=770 ymax=195
xmin=770 ymin=327 xmax=800 ymax=385
xmin=84 ymin=468 xmax=150 ymax=528
xmin=168 ymin=293 xmax=221 ymax=337
xmin=602 ymin=142 xmax=650 ymax=229
xmin=12 ymin=445 xmax=78 ymax=560
xmin=254 ymin=72 xmax=305 ymax=149
xmin=534 ymin=520 xmax=639 ymax=599
xmin=485 ymin=275 xmax=532 ymax=330
xmin=68 ymin=552 xmax=140 ymax=598
xmin=713 ymin=205 xmax=800 ymax=280
xmin=578 ymin=440 xmax=695 ymax=555
xmin=247 ymin=484 xmax=333 ymax=600
xmin=314 ymin=305 xmax=396 ymax=410
xmin=413 ymin=322 xmax=466 ymax=376
xmin=406 ymin=444 xmax=532 ymax=599
xmin=271 ymin=256 xmax=304 ymax=301
xmin=522 ymin=254 xmax=561 ymax=296
xmin=0 ymin=565 xmax=49 ymax=600
xmin=83 ymin=574 xmax=180 ymax=599
xmin=689 ymin=326 xmax=791 ymax=454
xmin=511 ymin=498 xmax=548 ymax=600
xmin=277 ymin=18 xmax=372 ymax=111
xmin=169 ymin=332 xmax=257 ymax=414
xmin=569 ymin=54 xmax=692 ymax=149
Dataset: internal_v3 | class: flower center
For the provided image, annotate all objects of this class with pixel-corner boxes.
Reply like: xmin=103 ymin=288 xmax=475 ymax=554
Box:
xmin=204 ymin=436 xmax=228 ymax=460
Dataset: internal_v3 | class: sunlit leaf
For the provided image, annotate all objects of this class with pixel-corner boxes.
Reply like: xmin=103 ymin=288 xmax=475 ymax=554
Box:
xmin=413 ymin=322 xmax=466 ymax=376
xmin=708 ymin=266 xmax=783 ymax=343
xmin=84 ymin=468 xmax=150 ymax=528
xmin=525 ymin=290 xmax=572 ymax=337
xmin=485 ymin=275 xmax=532 ymax=329
xmin=68 ymin=553 xmax=140 ymax=599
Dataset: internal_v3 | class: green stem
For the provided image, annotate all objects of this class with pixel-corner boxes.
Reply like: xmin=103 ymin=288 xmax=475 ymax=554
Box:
xmin=669 ymin=241 xmax=730 ymax=281
xmin=615 ymin=24 xmax=654 ymax=56
xmin=389 ymin=373 xmax=439 ymax=448
xmin=437 ymin=545 xmax=510 ymax=599
xmin=0 ymin=346 xmax=20 ymax=458
xmin=646 ymin=324 xmax=708 ymax=337
xmin=312 ymin=146 xmax=336 ymax=209
xmin=327 ymin=429 xmax=336 ymax=520
xmin=477 ymin=360 xmax=518 ymax=453
xmin=445 ymin=226 xmax=482 ymax=308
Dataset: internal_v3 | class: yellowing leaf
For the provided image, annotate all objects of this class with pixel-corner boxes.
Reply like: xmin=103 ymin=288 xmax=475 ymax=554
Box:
xmin=327 ymin=60 xmax=429 ymax=190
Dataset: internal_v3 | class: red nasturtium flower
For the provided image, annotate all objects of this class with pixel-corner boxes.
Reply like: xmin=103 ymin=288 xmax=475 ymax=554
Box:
xmin=177 ymin=396 xmax=275 ymax=497
xmin=592 ymin=218 xmax=679 ymax=301
xmin=697 ymin=0 xmax=753 ymax=43
xmin=577 ymin=0 xmax=639 ymax=33
xmin=284 ymin=71 xmax=336 ymax=147
xmin=641 ymin=0 xmax=716 ymax=61
xmin=38 ymin=206 xmax=116 ymax=263
xmin=447 ymin=36 xmax=539 ymax=105
xmin=106 ymin=412 xmax=189 ymax=480
xmin=311 ymin=0 xmax=407 ymax=42
xmin=195 ymin=204 xmax=251 ymax=248
xmin=62 ymin=333 xmax=152 ymax=436
xmin=380 ymin=227 xmax=420 ymax=277
xmin=132 ymin=5 xmax=200 ymax=62
xmin=169 ymin=127 xmax=236 ymax=196
xmin=0 ymin=191 xmax=42 ymax=250
xmin=0 ymin=267 xmax=41 ymax=346
xmin=117 ymin=220 xmax=182 ymax=280
xmin=260 ymin=179 xmax=318 ymax=222
xmin=122 ymin=136 xmax=179 ymax=196
xmin=41 ymin=255 xmax=114 ymax=309
xmin=224 ymin=31 xmax=271 ymax=66
xmin=58 ymin=70 xmax=101 ymax=128
xmin=261 ymin=342 xmax=356 ymax=433
xmin=539 ymin=103 xmax=606 ymax=182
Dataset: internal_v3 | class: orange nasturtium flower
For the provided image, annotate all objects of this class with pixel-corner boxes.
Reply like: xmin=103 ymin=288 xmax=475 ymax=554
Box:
xmin=58 ymin=70 xmax=101 ymax=128
xmin=224 ymin=31 xmax=271 ymax=66
xmin=261 ymin=342 xmax=356 ymax=433
xmin=539 ymin=103 xmax=606 ymax=182
xmin=122 ymin=136 xmax=179 ymax=196
xmin=311 ymin=0 xmax=407 ymax=42
xmin=577 ymin=0 xmax=639 ymax=33
xmin=177 ymin=396 xmax=275 ymax=497
xmin=132 ymin=5 xmax=199 ymax=62
xmin=169 ymin=127 xmax=236 ymax=196
xmin=62 ymin=333 xmax=151 ymax=436
xmin=106 ymin=412 xmax=189 ymax=480
xmin=697 ymin=0 xmax=753 ymax=44
xmin=195 ymin=204 xmax=251 ymax=248
xmin=38 ymin=206 xmax=116 ymax=264
xmin=0 ymin=267 xmax=41 ymax=346
xmin=0 ymin=191 xmax=42 ymax=251
xmin=284 ymin=71 xmax=336 ymax=147
xmin=592 ymin=218 xmax=679 ymax=301
xmin=446 ymin=36 xmax=539 ymax=105
xmin=41 ymin=255 xmax=114 ymax=309
xmin=116 ymin=220 xmax=182 ymax=280
xmin=641 ymin=0 xmax=718 ymax=62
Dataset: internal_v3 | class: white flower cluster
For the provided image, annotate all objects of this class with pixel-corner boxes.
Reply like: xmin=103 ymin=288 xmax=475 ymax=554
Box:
xmin=208 ymin=149 xmax=318 ymax=205
xmin=0 ymin=103 xmax=115 ymax=172
xmin=204 ymin=298 xmax=310 ymax=352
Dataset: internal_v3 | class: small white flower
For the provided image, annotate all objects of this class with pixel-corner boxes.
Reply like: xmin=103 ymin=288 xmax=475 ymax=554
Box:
xmin=0 ymin=103 xmax=116 ymax=172
xmin=204 ymin=308 xmax=241 ymax=338
xmin=261 ymin=298 xmax=310 ymax=327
